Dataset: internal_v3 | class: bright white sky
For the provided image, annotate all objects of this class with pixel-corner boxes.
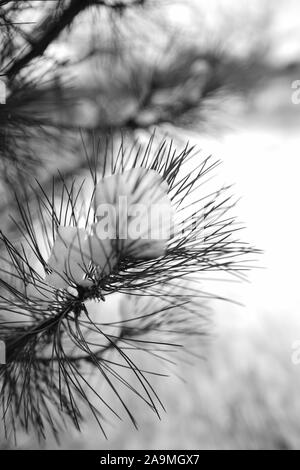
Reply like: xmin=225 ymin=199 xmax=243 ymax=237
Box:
xmin=188 ymin=109 xmax=300 ymax=352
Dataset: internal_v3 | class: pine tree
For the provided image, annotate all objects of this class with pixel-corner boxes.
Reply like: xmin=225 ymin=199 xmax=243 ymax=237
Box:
xmin=0 ymin=0 xmax=260 ymax=444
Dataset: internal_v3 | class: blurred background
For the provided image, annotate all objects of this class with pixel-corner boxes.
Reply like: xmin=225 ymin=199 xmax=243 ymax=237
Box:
xmin=1 ymin=0 xmax=300 ymax=449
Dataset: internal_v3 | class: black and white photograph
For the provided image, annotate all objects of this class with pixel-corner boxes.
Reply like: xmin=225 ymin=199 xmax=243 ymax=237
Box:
xmin=0 ymin=0 xmax=299 ymax=454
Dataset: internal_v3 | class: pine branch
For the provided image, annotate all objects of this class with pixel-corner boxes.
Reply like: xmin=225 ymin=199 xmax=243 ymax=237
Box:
xmin=5 ymin=0 xmax=147 ymax=78
xmin=0 ymin=136 xmax=258 ymax=440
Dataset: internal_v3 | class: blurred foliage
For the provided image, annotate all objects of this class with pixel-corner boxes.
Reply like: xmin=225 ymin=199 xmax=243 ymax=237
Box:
xmin=0 ymin=0 xmax=288 ymax=211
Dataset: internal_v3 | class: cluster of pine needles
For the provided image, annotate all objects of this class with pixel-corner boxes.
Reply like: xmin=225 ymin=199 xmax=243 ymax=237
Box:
xmin=0 ymin=136 xmax=257 ymax=441
xmin=0 ymin=0 xmax=260 ymax=444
